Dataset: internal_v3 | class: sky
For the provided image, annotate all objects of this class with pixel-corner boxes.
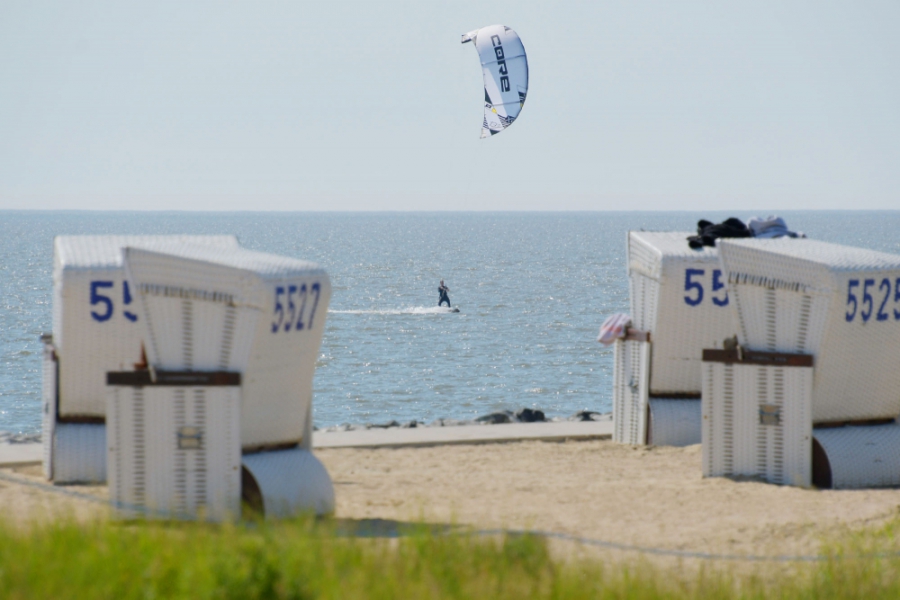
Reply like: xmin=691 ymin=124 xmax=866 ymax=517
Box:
xmin=1 ymin=1 xmax=898 ymax=211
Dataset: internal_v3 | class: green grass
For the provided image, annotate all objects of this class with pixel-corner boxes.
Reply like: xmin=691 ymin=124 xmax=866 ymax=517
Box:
xmin=1 ymin=515 xmax=900 ymax=599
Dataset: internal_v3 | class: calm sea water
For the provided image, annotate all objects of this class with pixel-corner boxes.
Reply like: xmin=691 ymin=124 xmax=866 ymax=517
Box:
xmin=1 ymin=211 xmax=898 ymax=435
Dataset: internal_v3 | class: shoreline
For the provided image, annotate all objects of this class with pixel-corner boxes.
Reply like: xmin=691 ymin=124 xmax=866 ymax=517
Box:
xmin=316 ymin=409 xmax=611 ymax=433
xmin=0 ymin=419 xmax=614 ymax=465
xmin=0 ymin=409 xmax=613 ymax=442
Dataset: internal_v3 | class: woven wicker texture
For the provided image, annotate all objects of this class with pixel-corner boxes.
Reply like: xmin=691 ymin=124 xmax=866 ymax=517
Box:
xmin=628 ymin=232 xmax=738 ymax=395
xmin=124 ymin=245 xmax=332 ymax=448
xmin=107 ymin=385 xmax=241 ymax=521
xmin=702 ymin=361 xmax=813 ymax=487
xmin=41 ymin=337 xmax=56 ymax=479
xmin=241 ymin=448 xmax=335 ymax=517
xmin=52 ymin=236 xmax=238 ymax=418
xmin=719 ymin=239 xmax=900 ymax=422
xmin=52 ymin=424 xmax=107 ymax=484
xmin=628 ymin=273 xmax=659 ymax=335
xmin=813 ymin=423 xmax=900 ymax=489
xmin=612 ymin=339 xmax=650 ymax=445
xmin=647 ymin=399 xmax=701 ymax=447
xmin=123 ymin=248 xmax=263 ymax=373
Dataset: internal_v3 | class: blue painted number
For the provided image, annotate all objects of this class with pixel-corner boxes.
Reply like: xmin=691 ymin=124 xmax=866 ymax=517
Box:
xmin=846 ymin=279 xmax=859 ymax=321
xmin=272 ymin=282 xmax=322 ymax=334
xmin=896 ymin=278 xmax=900 ymax=321
xmin=684 ymin=269 xmax=704 ymax=306
xmin=90 ymin=281 xmax=114 ymax=322
xmin=272 ymin=286 xmax=285 ymax=332
xmin=683 ymin=269 xmax=728 ymax=307
xmin=712 ymin=269 xmax=729 ymax=307
xmin=123 ymin=281 xmax=138 ymax=322
xmin=295 ymin=284 xmax=308 ymax=330
xmin=308 ymin=283 xmax=321 ymax=328
xmin=89 ymin=280 xmax=139 ymax=323
xmin=861 ymin=279 xmax=875 ymax=322
xmin=846 ymin=277 xmax=900 ymax=323
xmin=285 ymin=285 xmax=297 ymax=332
xmin=877 ymin=278 xmax=890 ymax=322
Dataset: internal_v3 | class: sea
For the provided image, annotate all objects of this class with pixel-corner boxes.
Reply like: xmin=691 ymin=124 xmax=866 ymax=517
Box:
xmin=2 ymin=211 xmax=899 ymax=436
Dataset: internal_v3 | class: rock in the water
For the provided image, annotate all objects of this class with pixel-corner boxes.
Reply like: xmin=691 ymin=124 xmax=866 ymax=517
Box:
xmin=427 ymin=418 xmax=476 ymax=427
xmin=401 ymin=420 xmax=418 ymax=428
xmin=571 ymin=410 xmax=600 ymax=421
xmin=475 ymin=411 xmax=513 ymax=425
xmin=367 ymin=420 xmax=401 ymax=429
xmin=0 ymin=432 xmax=42 ymax=444
xmin=569 ymin=410 xmax=611 ymax=422
xmin=515 ymin=408 xmax=545 ymax=423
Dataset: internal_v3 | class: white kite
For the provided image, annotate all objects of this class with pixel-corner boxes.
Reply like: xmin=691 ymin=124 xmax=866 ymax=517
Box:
xmin=461 ymin=25 xmax=528 ymax=138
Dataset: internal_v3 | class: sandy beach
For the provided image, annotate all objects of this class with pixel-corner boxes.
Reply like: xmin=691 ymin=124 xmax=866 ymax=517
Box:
xmin=319 ymin=440 xmax=900 ymax=560
xmin=4 ymin=438 xmax=900 ymax=565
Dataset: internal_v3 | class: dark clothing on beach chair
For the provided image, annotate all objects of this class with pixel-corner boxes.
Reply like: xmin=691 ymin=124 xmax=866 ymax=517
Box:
xmin=687 ymin=217 xmax=751 ymax=249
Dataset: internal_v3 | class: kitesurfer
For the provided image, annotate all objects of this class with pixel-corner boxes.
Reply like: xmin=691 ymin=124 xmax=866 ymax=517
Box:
xmin=438 ymin=280 xmax=451 ymax=307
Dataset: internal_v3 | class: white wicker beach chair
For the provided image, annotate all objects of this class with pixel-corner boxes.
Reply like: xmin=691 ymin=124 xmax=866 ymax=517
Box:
xmin=614 ymin=232 xmax=739 ymax=445
xmin=241 ymin=447 xmax=335 ymax=518
xmin=107 ymin=371 xmax=242 ymax=521
xmin=119 ymin=244 xmax=334 ymax=518
xmin=42 ymin=335 xmax=106 ymax=482
xmin=701 ymin=349 xmax=813 ymax=486
xmin=123 ymin=243 xmax=331 ymax=451
xmin=813 ymin=423 xmax=900 ymax=489
xmin=718 ymin=238 xmax=900 ymax=424
xmin=648 ymin=399 xmax=702 ymax=447
xmin=52 ymin=236 xmax=238 ymax=419
xmin=612 ymin=338 xmax=650 ymax=445
xmin=46 ymin=236 xmax=238 ymax=483
xmin=628 ymin=232 xmax=737 ymax=393
xmin=41 ymin=334 xmax=59 ymax=480
xmin=48 ymin=235 xmax=334 ymax=509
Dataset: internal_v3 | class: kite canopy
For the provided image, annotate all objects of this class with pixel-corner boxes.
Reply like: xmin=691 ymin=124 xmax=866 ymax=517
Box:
xmin=461 ymin=25 xmax=528 ymax=138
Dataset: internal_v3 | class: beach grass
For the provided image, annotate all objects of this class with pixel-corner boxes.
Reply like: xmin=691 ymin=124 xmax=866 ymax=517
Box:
xmin=1 ymin=515 xmax=900 ymax=599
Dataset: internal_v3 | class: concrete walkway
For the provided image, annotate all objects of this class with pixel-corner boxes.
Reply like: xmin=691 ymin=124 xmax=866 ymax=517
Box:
xmin=0 ymin=443 xmax=42 ymax=467
xmin=0 ymin=421 xmax=614 ymax=467
xmin=313 ymin=420 xmax=613 ymax=449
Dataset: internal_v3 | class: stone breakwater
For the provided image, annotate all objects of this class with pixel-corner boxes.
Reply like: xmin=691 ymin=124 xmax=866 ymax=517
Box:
xmin=317 ymin=409 xmax=612 ymax=433
xmin=0 ymin=433 xmax=42 ymax=444
xmin=0 ymin=411 xmax=613 ymax=441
